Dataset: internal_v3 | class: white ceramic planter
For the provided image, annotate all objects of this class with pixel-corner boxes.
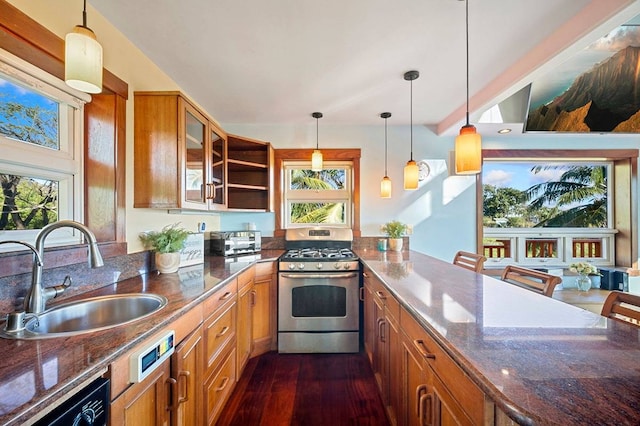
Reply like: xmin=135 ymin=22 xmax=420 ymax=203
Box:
xmin=388 ymin=238 xmax=403 ymax=252
xmin=155 ymin=252 xmax=180 ymax=273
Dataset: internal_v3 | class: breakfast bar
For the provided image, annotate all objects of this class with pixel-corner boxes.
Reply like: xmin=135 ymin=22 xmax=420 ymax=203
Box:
xmin=358 ymin=249 xmax=640 ymax=425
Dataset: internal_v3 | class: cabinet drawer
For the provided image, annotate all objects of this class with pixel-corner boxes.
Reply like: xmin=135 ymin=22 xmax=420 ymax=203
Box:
xmin=204 ymin=300 xmax=236 ymax=376
xmin=401 ymin=308 xmax=485 ymax=425
xmin=204 ymin=348 xmax=237 ymax=426
xmin=204 ymin=279 xmax=237 ymax=314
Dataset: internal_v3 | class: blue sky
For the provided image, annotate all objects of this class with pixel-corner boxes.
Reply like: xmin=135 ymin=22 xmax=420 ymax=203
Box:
xmin=483 ymin=162 xmax=566 ymax=191
xmin=0 ymin=77 xmax=57 ymax=110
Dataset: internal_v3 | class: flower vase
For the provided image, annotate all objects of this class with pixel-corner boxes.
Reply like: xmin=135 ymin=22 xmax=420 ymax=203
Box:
xmin=576 ymin=273 xmax=591 ymax=292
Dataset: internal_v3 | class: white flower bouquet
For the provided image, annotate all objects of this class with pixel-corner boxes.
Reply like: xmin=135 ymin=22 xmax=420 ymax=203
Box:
xmin=569 ymin=262 xmax=598 ymax=276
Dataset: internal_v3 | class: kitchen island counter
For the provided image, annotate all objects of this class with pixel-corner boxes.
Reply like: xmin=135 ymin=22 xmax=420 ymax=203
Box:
xmin=358 ymin=249 xmax=640 ymax=425
xmin=0 ymin=250 xmax=282 ymax=426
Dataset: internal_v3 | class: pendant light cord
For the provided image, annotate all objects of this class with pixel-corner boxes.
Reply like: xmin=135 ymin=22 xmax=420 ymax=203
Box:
xmin=384 ymin=116 xmax=388 ymax=175
xmin=465 ymin=0 xmax=470 ymax=127
xmin=410 ymin=77 xmax=413 ymax=161
xmin=82 ymin=0 xmax=88 ymax=27
xmin=315 ymin=116 xmax=319 ymax=150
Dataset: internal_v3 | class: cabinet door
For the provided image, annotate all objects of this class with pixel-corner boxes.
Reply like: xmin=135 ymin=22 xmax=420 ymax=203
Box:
xmin=372 ymin=292 xmax=386 ymax=399
xmin=401 ymin=337 xmax=430 ymax=426
xmin=236 ymin=279 xmax=254 ymax=377
xmin=110 ymin=360 xmax=171 ymax=426
xmin=182 ymin=101 xmax=208 ymax=209
xmin=251 ymin=275 xmax=272 ymax=356
xmin=209 ymin=123 xmax=226 ymax=208
xmin=387 ymin=313 xmax=401 ymax=426
xmin=363 ymin=277 xmax=375 ymax=363
xmin=171 ymin=326 xmax=204 ymax=426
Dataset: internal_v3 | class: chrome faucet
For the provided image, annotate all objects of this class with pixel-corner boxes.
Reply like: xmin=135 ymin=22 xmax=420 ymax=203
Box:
xmin=25 ymin=220 xmax=104 ymax=314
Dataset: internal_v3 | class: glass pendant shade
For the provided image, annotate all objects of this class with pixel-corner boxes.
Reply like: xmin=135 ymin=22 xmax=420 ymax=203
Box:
xmin=404 ymin=160 xmax=419 ymax=190
xmin=65 ymin=25 xmax=103 ymax=94
xmin=455 ymin=124 xmax=482 ymax=174
xmin=380 ymin=176 xmax=392 ymax=198
xmin=311 ymin=149 xmax=323 ymax=171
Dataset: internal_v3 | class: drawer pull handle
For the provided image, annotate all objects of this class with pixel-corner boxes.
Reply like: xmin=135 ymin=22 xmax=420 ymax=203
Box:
xmin=216 ymin=326 xmax=230 ymax=337
xmin=413 ymin=339 xmax=436 ymax=360
xmin=375 ymin=290 xmax=387 ymax=300
xmin=363 ymin=272 xmax=369 ymax=278
xmin=377 ymin=318 xmax=386 ymax=343
xmin=219 ymin=291 xmax=233 ymax=300
xmin=214 ymin=376 xmax=230 ymax=392
xmin=359 ymin=287 xmax=365 ymax=302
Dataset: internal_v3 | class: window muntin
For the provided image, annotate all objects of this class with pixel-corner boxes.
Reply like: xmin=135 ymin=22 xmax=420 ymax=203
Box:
xmin=0 ymin=50 xmax=85 ymax=248
xmin=283 ymin=161 xmax=352 ymax=228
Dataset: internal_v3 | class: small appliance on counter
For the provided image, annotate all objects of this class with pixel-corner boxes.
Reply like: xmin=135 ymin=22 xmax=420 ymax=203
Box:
xmin=210 ymin=230 xmax=261 ymax=256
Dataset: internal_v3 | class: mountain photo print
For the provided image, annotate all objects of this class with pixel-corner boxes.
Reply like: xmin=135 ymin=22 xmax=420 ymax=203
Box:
xmin=526 ymin=18 xmax=640 ymax=133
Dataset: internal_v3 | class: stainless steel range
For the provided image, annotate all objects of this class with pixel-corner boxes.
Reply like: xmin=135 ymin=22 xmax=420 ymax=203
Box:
xmin=278 ymin=227 xmax=360 ymax=353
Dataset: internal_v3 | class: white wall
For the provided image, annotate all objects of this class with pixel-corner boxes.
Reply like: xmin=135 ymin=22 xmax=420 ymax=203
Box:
xmin=9 ymin=1 xmax=639 ymax=264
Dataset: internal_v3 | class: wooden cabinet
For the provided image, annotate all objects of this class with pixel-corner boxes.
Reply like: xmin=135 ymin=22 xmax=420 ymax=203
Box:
xmin=252 ymin=260 xmax=276 ymax=356
xmin=170 ymin=326 xmax=204 ymax=426
xmin=227 ymin=134 xmax=273 ymax=211
xmin=204 ymin=347 xmax=237 ymax=426
xmin=363 ymin=267 xmax=401 ymax=425
xmin=111 ymin=359 xmax=171 ymax=426
xmin=236 ymin=268 xmax=255 ymax=377
xmin=401 ymin=308 xmax=486 ymax=426
xmin=134 ymin=91 xmax=227 ymax=210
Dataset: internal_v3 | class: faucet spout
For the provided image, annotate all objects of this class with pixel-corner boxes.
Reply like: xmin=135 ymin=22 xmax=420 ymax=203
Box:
xmin=26 ymin=220 xmax=104 ymax=314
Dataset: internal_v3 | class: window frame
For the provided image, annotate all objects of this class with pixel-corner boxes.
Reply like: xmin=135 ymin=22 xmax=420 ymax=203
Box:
xmin=274 ymin=148 xmax=361 ymax=236
xmin=479 ymin=149 xmax=638 ymax=268
xmin=283 ymin=160 xmax=353 ymax=228
xmin=0 ymin=47 xmax=88 ymax=248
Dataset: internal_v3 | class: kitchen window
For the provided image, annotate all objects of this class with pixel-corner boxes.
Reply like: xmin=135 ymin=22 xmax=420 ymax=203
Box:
xmin=480 ymin=149 xmax=638 ymax=268
xmin=0 ymin=49 xmax=87 ymax=249
xmin=283 ymin=161 xmax=353 ymax=228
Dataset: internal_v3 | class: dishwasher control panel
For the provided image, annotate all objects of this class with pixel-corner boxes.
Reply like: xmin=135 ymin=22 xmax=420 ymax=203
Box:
xmin=129 ymin=330 xmax=175 ymax=383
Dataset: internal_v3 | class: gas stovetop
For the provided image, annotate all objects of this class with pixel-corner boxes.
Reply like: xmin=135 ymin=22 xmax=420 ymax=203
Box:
xmin=281 ymin=247 xmax=356 ymax=261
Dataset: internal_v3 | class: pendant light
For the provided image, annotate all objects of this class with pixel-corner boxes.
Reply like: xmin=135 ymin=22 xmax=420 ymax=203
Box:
xmin=380 ymin=112 xmax=392 ymax=198
xmin=403 ymin=70 xmax=419 ymax=190
xmin=311 ymin=112 xmax=323 ymax=171
xmin=65 ymin=0 xmax=103 ymax=94
xmin=455 ymin=0 xmax=482 ymax=174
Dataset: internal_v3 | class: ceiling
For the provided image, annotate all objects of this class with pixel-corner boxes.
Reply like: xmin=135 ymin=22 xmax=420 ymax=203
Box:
xmin=91 ymin=0 xmax=640 ymax=134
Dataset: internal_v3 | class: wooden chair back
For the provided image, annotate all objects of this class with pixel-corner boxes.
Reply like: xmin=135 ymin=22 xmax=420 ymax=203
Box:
xmin=500 ymin=265 xmax=562 ymax=297
xmin=601 ymin=291 xmax=640 ymax=326
xmin=452 ymin=251 xmax=486 ymax=273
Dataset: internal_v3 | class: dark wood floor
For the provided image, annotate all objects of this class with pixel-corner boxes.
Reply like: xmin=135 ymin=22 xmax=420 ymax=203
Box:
xmin=216 ymin=351 xmax=390 ymax=426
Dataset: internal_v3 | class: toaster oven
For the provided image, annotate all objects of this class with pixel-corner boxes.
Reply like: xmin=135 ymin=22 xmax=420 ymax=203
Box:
xmin=210 ymin=230 xmax=261 ymax=256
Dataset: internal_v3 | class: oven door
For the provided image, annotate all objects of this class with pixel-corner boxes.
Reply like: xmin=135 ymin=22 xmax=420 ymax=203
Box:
xmin=278 ymin=271 xmax=360 ymax=332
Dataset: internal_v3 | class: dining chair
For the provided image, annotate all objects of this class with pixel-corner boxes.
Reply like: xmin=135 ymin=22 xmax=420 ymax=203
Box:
xmin=500 ymin=265 xmax=562 ymax=297
xmin=601 ymin=291 xmax=640 ymax=326
xmin=452 ymin=251 xmax=486 ymax=273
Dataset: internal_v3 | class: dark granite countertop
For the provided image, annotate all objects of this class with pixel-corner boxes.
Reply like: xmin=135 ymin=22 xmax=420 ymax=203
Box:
xmin=357 ymin=249 xmax=640 ymax=426
xmin=0 ymin=250 xmax=282 ymax=426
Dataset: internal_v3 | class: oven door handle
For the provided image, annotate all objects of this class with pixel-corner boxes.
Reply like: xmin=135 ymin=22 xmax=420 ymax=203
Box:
xmin=280 ymin=272 xmax=359 ymax=279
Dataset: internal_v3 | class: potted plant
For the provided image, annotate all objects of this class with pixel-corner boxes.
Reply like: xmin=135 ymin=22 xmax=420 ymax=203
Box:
xmin=382 ymin=220 xmax=408 ymax=252
xmin=139 ymin=223 xmax=191 ymax=273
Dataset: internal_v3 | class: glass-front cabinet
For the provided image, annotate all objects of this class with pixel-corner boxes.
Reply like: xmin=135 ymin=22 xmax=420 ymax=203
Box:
xmin=134 ymin=92 xmax=227 ymax=211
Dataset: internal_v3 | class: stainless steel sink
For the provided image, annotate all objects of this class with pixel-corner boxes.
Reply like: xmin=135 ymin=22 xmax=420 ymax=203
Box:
xmin=1 ymin=293 xmax=167 ymax=339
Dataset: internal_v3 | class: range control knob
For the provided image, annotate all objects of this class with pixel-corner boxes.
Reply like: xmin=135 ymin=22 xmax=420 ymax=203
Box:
xmin=297 ymin=263 xmax=305 ymax=270
xmin=334 ymin=262 xmax=342 ymax=270
xmin=288 ymin=263 xmax=296 ymax=270
xmin=343 ymin=263 xmax=351 ymax=270
xmin=316 ymin=263 xmax=323 ymax=270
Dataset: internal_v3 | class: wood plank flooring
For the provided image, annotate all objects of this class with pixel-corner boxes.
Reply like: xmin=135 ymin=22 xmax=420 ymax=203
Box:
xmin=217 ymin=351 xmax=390 ymax=426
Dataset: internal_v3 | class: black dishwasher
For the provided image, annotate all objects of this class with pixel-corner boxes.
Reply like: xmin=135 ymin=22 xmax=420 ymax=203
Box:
xmin=34 ymin=377 xmax=109 ymax=426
